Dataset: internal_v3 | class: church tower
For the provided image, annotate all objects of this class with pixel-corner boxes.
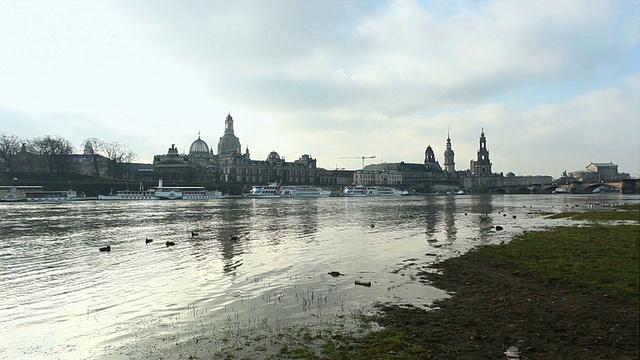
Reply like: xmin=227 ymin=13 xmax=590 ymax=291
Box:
xmin=470 ymin=128 xmax=492 ymax=176
xmin=217 ymin=113 xmax=242 ymax=155
xmin=443 ymin=130 xmax=455 ymax=173
xmin=424 ymin=145 xmax=442 ymax=171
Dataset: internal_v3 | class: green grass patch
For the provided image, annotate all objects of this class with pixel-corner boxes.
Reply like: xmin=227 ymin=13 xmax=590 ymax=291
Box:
xmin=547 ymin=211 xmax=639 ymax=221
xmin=478 ymin=224 xmax=640 ymax=304
xmin=614 ymin=203 xmax=640 ymax=211
xmin=324 ymin=327 xmax=431 ymax=360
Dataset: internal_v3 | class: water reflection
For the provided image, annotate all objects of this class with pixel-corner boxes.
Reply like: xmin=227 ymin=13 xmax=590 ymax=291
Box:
xmin=423 ymin=199 xmax=441 ymax=241
xmin=469 ymin=194 xmax=495 ymax=242
xmin=443 ymin=195 xmax=457 ymax=242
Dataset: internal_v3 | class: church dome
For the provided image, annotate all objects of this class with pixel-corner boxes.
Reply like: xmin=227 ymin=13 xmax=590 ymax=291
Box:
xmin=189 ymin=136 xmax=209 ymax=155
xmin=425 ymin=145 xmax=434 ymax=156
xmin=267 ymin=151 xmax=281 ymax=161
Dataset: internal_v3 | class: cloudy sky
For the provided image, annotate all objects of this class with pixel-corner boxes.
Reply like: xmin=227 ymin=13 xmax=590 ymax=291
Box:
xmin=1 ymin=0 xmax=638 ymax=177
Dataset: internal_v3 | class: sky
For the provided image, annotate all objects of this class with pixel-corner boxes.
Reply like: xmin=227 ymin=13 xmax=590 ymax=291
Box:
xmin=1 ymin=0 xmax=639 ymax=178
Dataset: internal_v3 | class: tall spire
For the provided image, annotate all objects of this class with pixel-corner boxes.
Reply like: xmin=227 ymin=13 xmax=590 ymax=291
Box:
xmin=444 ymin=128 xmax=455 ymax=173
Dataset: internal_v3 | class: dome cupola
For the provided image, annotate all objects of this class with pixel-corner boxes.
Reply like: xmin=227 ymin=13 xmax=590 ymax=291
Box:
xmin=189 ymin=134 xmax=209 ymax=155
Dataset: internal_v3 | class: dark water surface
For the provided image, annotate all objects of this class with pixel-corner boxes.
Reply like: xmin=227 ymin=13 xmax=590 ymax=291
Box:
xmin=1 ymin=194 xmax=638 ymax=359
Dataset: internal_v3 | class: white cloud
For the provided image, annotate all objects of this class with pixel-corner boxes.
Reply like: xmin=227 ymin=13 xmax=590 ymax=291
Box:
xmin=0 ymin=0 xmax=638 ymax=177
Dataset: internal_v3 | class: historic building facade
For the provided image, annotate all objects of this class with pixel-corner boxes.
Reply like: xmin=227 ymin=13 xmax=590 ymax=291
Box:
xmin=152 ymin=114 xmax=320 ymax=184
xmin=353 ymin=169 xmax=402 ymax=185
xmin=462 ymin=129 xmax=552 ymax=192
xmin=363 ymin=136 xmax=459 ymax=192
xmin=569 ymin=162 xmax=630 ymax=182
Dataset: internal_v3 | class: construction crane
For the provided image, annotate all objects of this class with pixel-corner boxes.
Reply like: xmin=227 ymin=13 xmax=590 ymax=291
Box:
xmin=335 ymin=155 xmax=376 ymax=169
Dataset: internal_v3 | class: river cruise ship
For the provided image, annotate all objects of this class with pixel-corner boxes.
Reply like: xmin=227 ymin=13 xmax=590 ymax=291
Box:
xmin=342 ymin=185 xmax=406 ymax=197
xmin=98 ymin=179 xmax=227 ymax=200
xmin=0 ymin=186 xmax=86 ymax=202
xmin=244 ymin=182 xmax=331 ymax=198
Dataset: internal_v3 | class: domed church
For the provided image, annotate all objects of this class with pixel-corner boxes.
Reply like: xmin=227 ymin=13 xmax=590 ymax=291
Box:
xmin=153 ymin=113 xmax=319 ymax=184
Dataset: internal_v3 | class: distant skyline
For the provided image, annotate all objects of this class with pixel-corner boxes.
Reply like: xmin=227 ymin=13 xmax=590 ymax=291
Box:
xmin=1 ymin=0 xmax=638 ymax=177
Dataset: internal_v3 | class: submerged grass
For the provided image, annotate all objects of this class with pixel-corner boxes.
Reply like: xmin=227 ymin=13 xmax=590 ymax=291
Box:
xmin=548 ymin=211 xmax=640 ymax=221
xmin=547 ymin=203 xmax=640 ymax=221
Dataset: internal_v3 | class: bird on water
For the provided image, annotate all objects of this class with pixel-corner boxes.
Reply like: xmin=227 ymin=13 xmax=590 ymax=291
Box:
xmin=166 ymin=241 xmax=176 ymax=247
xmin=145 ymin=238 xmax=153 ymax=245
xmin=99 ymin=245 xmax=111 ymax=252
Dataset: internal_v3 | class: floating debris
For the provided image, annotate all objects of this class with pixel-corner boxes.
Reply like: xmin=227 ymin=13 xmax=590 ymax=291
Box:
xmin=355 ymin=280 xmax=371 ymax=287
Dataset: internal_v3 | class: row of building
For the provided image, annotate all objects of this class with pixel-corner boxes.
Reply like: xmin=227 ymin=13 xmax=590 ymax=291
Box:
xmin=2 ymin=113 xmax=631 ymax=192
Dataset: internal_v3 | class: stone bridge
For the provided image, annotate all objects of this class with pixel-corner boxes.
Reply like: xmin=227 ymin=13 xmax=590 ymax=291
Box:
xmin=490 ymin=179 xmax=639 ymax=194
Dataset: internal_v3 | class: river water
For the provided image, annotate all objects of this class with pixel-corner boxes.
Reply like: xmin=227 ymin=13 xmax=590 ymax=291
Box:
xmin=1 ymin=194 xmax=638 ymax=359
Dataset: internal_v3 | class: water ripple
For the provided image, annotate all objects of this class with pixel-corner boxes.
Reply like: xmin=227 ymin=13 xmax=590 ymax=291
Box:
xmin=0 ymin=194 xmax=637 ymax=359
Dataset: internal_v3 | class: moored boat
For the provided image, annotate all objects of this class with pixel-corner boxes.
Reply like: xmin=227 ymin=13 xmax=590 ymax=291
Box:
xmin=1 ymin=185 xmax=86 ymax=202
xmin=552 ymin=185 xmax=572 ymax=194
xmin=98 ymin=189 xmax=157 ymax=200
xmin=365 ymin=186 xmax=408 ymax=196
xmin=342 ymin=185 xmax=368 ymax=197
xmin=98 ymin=179 xmax=227 ymax=200
xmin=592 ymin=185 xmax=619 ymax=193
xmin=343 ymin=185 xmax=407 ymax=196
xmin=244 ymin=182 xmax=330 ymax=198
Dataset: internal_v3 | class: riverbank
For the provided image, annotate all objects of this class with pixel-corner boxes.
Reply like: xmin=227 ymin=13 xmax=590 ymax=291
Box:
xmin=320 ymin=205 xmax=639 ymax=360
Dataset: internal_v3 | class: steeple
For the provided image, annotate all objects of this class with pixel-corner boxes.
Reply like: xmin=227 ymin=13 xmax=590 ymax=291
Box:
xmin=443 ymin=129 xmax=455 ymax=173
xmin=470 ymin=128 xmax=492 ymax=176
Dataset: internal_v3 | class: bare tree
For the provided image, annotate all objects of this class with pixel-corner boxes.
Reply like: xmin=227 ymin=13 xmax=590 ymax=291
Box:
xmin=0 ymin=132 xmax=22 ymax=172
xmin=31 ymin=135 xmax=74 ymax=174
xmin=103 ymin=141 xmax=138 ymax=180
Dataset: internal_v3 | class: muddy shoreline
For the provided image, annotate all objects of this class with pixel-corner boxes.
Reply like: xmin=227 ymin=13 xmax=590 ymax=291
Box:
xmin=372 ymin=250 xmax=639 ymax=360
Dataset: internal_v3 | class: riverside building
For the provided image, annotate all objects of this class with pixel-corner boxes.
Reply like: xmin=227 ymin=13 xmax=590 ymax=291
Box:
xmin=153 ymin=114 xmax=320 ymax=184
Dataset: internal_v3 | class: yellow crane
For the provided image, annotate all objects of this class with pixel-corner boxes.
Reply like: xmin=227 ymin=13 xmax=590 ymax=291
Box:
xmin=336 ymin=155 xmax=376 ymax=168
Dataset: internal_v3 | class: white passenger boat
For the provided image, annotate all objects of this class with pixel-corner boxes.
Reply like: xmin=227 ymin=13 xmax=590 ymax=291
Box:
xmin=1 ymin=185 xmax=86 ymax=202
xmin=244 ymin=182 xmax=330 ymax=198
xmin=280 ymin=185 xmax=331 ymax=198
xmin=98 ymin=179 xmax=227 ymax=200
xmin=552 ymin=186 xmax=572 ymax=194
xmin=365 ymin=187 xmax=408 ymax=196
xmin=155 ymin=187 xmax=227 ymax=200
xmin=343 ymin=185 xmax=407 ymax=196
xmin=99 ymin=188 xmax=157 ymax=200
xmin=342 ymin=185 xmax=368 ymax=197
